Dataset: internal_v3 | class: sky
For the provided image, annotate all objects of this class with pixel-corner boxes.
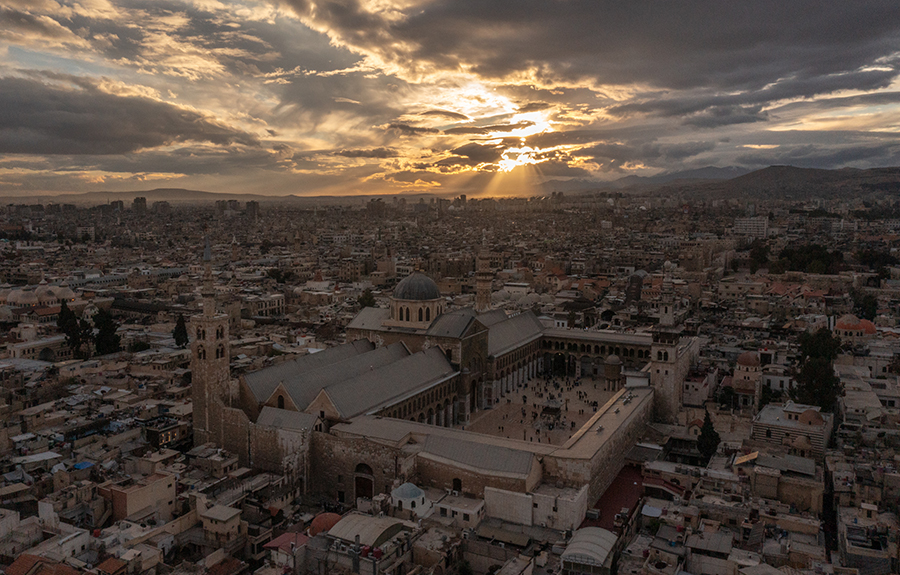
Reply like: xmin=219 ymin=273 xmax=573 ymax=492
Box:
xmin=2 ymin=0 xmax=900 ymax=197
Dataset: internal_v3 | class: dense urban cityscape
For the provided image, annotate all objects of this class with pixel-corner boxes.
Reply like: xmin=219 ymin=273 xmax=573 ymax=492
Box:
xmin=0 ymin=186 xmax=899 ymax=575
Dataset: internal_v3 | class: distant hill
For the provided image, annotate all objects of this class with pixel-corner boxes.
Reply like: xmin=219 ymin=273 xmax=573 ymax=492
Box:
xmin=610 ymin=166 xmax=752 ymax=188
xmin=670 ymin=165 xmax=900 ymax=200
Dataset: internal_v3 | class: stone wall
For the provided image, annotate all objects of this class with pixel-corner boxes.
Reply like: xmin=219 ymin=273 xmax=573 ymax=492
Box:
xmin=546 ymin=387 xmax=655 ymax=504
xmin=416 ymin=455 xmax=532 ymax=498
xmin=309 ymin=431 xmax=407 ymax=502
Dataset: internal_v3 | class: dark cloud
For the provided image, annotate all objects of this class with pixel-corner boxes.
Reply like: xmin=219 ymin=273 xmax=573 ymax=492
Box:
xmin=436 ymin=142 xmax=505 ymax=167
xmin=334 ymin=147 xmax=398 ymax=158
xmin=517 ymin=102 xmax=552 ymax=113
xmin=0 ymin=76 xmax=258 ymax=155
xmin=736 ymin=144 xmax=900 ymax=168
xmin=0 ymin=8 xmax=75 ymax=39
xmin=443 ymin=121 xmax=534 ymax=135
xmin=579 ymin=140 xmax=716 ymax=170
xmin=608 ymin=68 xmax=898 ymax=124
xmin=287 ymin=0 xmax=900 ymax=94
xmin=386 ymin=123 xmax=440 ymax=136
xmin=420 ymin=109 xmax=469 ymax=121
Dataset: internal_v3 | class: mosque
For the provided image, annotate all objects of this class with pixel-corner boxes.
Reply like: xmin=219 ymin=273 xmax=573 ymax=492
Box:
xmin=190 ymin=259 xmax=698 ymax=529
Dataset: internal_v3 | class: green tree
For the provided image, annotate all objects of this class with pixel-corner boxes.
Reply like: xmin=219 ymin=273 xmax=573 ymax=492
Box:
xmin=173 ymin=313 xmax=189 ymax=348
xmin=758 ymin=386 xmax=781 ymax=410
xmin=749 ymin=240 xmax=769 ymax=271
xmin=57 ymin=300 xmax=92 ymax=359
xmin=799 ymin=328 xmax=842 ymax=362
xmin=791 ymin=357 xmax=841 ymax=412
xmin=697 ymin=409 xmax=721 ymax=463
xmin=128 ymin=341 xmax=151 ymax=353
xmin=718 ymin=386 xmax=737 ymax=410
xmin=357 ymin=289 xmax=377 ymax=308
xmin=851 ymin=289 xmax=878 ymax=321
xmin=92 ymin=308 xmax=121 ymax=356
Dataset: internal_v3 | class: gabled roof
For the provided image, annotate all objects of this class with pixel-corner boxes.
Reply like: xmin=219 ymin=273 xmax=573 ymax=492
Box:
xmin=256 ymin=407 xmax=318 ymax=431
xmin=345 ymin=306 xmax=391 ymax=330
xmin=425 ymin=308 xmax=480 ymax=338
xmin=244 ymin=339 xmax=374 ymax=402
xmin=324 ymin=347 xmax=457 ymax=418
xmin=485 ymin=311 xmax=544 ymax=357
xmin=249 ymin=341 xmax=409 ymax=409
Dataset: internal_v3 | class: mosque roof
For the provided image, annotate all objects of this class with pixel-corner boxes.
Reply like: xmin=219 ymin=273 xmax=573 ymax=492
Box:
xmin=393 ymin=273 xmax=441 ymax=301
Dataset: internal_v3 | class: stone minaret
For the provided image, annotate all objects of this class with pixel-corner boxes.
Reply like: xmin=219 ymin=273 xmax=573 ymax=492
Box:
xmin=191 ymin=237 xmax=231 ymax=446
xmin=475 ymin=236 xmax=493 ymax=313
xmin=660 ymin=261 xmax=675 ymax=327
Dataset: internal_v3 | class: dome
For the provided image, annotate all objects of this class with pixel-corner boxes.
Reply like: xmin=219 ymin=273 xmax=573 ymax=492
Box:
xmin=835 ymin=314 xmax=861 ymax=331
xmin=736 ymin=351 xmax=760 ymax=368
xmin=391 ymin=482 xmax=424 ymax=500
xmin=35 ymin=283 xmax=57 ymax=305
xmin=11 ymin=288 xmax=39 ymax=306
xmin=520 ymin=293 xmax=540 ymax=306
xmin=309 ymin=512 xmax=342 ymax=536
xmin=393 ymin=273 xmax=440 ymax=301
xmin=605 ymin=355 xmax=621 ymax=365
xmin=55 ymin=284 xmax=76 ymax=301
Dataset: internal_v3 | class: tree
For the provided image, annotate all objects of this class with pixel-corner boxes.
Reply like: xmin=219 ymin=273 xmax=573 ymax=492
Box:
xmin=758 ymin=386 xmax=781 ymax=410
xmin=173 ymin=314 xmax=189 ymax=348
xmin=357 ymin=289 xmax=377 ymax=308
xmin=850 ymin=289 xmax=878 ymax=321
xmin=799 ymin=328 xmax=841 ymax=363
xmin=58 ymin=300 xmax=91 ymax=359
xmin=697 ymin=409 xmax=721 ymax=464
xmin=718 ymin=386 xmax=737 ymax=410
xmin=92 ymin=308 xmax=121 ymax=356
xmin=791 ymin=357 xmax=841 ymax=412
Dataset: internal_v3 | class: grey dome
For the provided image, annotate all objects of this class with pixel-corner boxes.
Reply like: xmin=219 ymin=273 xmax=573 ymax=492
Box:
xmin=605 ymin=355 xmax=621 ymax=365
xmin=394 ymin=273 xmax=440 ymax=300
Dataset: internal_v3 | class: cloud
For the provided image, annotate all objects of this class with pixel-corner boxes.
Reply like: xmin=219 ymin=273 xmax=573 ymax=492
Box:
xmin=420 ymin=109 xmax=469 ymax=121
xmin=386 ymin=123 xmax=440 ymax=136
xmin=443 ymin=121 xmax=534 ymax=135
xmin=334 ymin=147 xmax=398 ymax=158
xmin=0 ymin=75 xmax=258 ymax=155
xmin=284 ymin=0 xmax=900 ymax=92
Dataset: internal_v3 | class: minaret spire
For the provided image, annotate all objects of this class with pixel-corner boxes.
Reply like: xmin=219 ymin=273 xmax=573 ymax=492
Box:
xmin=202 ymin=235 xmax=215 ymax=317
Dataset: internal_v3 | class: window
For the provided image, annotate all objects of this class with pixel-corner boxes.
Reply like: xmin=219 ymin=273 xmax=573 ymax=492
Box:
xmin=766 ymin=429 xmax=772 ymax=438
xmin=338 ymin=491 xmax=345 ymax=503
xmin=463 ymin=513 xmax=470 ymax=521
xmin=277 ymin=395 xmax=285 ymax=409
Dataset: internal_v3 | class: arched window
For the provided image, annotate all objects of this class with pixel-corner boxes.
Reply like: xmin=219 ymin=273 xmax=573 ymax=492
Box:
xmin=216 ymin=344 xmax=225 ymax=359
xmin=405 ymin=308 xmax=410 ymax=321
xmin=216 ymin=327 xmax=224 ymax=339
xmin=657 ymin=351 xmax=663 ymax=360
xmin=425 ymin=307 xmax=431 ymax=321
xmin=197 ymin=327 xmax=205 ymax=339
xmin=418 ymin=308 xmax=423 ymax=322
xmin=197 ymin=345 xmax=206 ymax=360
xmin=664 ymin=351 xmax=669 ymax=361
xmin=356 ymin=463 xmax=373 ymax=475
xmin=277 ymin=395 xmax=285 ymax=409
